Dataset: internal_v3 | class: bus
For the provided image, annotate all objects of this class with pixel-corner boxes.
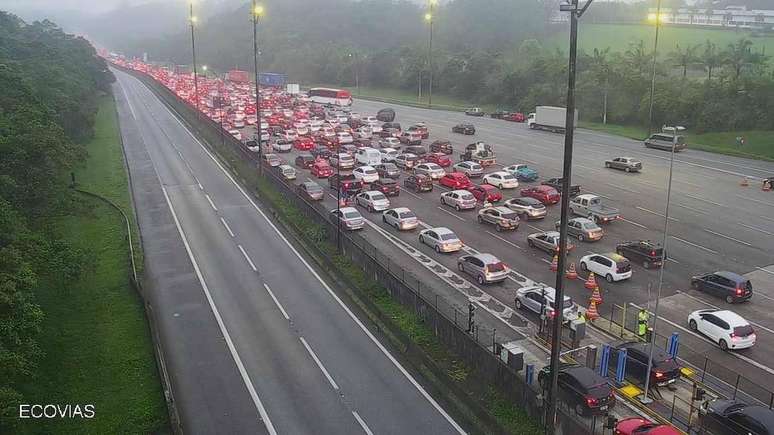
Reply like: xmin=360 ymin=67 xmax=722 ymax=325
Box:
xmin=308 ymin=87 xmax=353 ymax=106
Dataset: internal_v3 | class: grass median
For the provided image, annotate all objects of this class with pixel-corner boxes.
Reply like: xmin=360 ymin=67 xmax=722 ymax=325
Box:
xmin=16 ymin=94 xmax=168 ymax=435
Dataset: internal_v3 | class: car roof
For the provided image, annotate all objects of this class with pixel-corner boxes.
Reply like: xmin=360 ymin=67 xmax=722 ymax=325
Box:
xmin=712 ymin=310 xmax=750 ymax=326
xmin=392 ymin=207 xmax=411 ymax=213
xmin=541 ymin=231 xmax=560 ymax=238
xmin=571 ymin=217 xmax=594 ymax=224
xmin=302 ymin=181 xmax=320 ymax=187
xmin=471 ymin=253 xmax=501 ymax=263
xmin=433 ymin=227 xmax=455 ymax=235
xmin=562 ymin=365 xmax=605 ymax=388
xmin=491 ymin=206 xmax=513 ymax=213
xmin=604 ymin=252 xmax=628 ymax=262
xmin=715 ymin=271 xmax=747 ymax=282
xmin=450 ymin=189 xmax=472 ymax=195
xmin=340 ymin=207 xmax=358 ymax=213
xmin=514 ymin=197 xmax=542 ymax=205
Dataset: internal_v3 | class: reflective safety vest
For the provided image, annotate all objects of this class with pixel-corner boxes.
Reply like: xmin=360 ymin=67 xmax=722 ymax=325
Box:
xmin=637 ymin=310 xmax=648 ymax=336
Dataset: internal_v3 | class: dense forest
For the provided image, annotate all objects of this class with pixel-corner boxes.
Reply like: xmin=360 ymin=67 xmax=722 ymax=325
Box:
xmin=0 ymin=12 xmax=113 ymax=430
xmin=122 ymin=0 xmax=774 ymax=133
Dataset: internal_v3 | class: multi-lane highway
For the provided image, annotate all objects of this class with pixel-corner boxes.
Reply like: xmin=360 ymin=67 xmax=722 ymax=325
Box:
xmin=112 ymin=68 xmax=466 ymax=434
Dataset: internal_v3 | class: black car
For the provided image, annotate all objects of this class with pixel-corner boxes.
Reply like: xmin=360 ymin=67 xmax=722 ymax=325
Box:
xmin=329 ymin=174 xmax=363 ymax=194
xmin=374 ymin=163 xmax=401 ymax=179
xmin=538 ymin=363 xmax=615 ymax=416
xmin=691 ymin=271 xmax=753 ymax=304
xmin=404 ymin=174 xmax=433 ymax=192
xmin=403 ymin=145 xmax=427 ymax=159
xmin=353 ymin=137 xmax=373 ymax=148
xmin=609 ymin=341 xmax=681 ymax=388
xmin=489 ymin=110 xmax=510 ymax=119
xmin=378 ymin=127 xmax=401 ymax=138
xmin=701 ymin=400 xmax=774 ymax=435
xmin=429 ymin=140 xmax=453 ymax=155
xmin=376 ymin=108 xmax=395 ymax=122
xmin=542 ymin=177 xmax=581 ymax=197
xmin=310 ymin=145 xmax=332 ymax=160
xmin=370 ymin=178 xmax=400 ymax=197
xmin=295 ymin=153 xmax=316 ymax=169
xmin=383 ymin=122 xmax=402 ymax=132
xmin=616 ymin=241 xmax=664 ymax=269
xmin=452 ymin=123 xmax=476 ymax=135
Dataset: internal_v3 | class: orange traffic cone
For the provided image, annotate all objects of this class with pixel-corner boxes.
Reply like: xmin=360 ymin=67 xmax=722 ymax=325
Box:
xmin=590 ymin=285 xmax=603 ymax=305
xmin=763 ymin=180 xmax=772 ymax=192
xmin=565 ymin=262 xmax=578 ymax=280
xmin=550 ymin=254 xmax=558 ymax=272
xmin=585 ymin=300 xmax=600 ymax=321
xmin=584 ymin=272 xmax=597 ymax=289
xmin=740 ymin=177 xmax=750 ymax=187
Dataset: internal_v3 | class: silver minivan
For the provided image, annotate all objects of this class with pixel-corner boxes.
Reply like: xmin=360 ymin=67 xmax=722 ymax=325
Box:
xmin=644 ymin=133 xmax=687 ymax=152
xmin=457 ymin=253 xmax=509 ymax=284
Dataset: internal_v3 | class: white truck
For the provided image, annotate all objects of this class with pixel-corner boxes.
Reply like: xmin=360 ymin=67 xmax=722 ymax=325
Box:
xmin=569 ymin=194 xmax=620 ymax=224
xmin=527 ymin=106 xmax=578 ymax=134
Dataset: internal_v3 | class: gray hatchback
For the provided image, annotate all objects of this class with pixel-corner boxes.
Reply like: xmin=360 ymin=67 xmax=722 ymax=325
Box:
xmin=457 ymin=253 xmax=509 ymax=285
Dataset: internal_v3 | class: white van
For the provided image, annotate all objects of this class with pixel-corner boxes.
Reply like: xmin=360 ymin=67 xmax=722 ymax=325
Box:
xmin=356 ymin=147 xmax=382 ymax=166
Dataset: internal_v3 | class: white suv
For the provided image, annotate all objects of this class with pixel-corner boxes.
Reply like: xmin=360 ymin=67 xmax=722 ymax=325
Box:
xmin=688 ymin=309 xmax=756 ymax=351
xmin=579 ymin=252 xmax=632 ymax=282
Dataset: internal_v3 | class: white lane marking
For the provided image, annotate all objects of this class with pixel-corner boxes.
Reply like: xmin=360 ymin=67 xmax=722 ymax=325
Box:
xmin=621 ymin=218 xmax=648 ymax=229
xmin=755 ymin=266 xmax=774 ymax=277
xmin=673 ymin=203 xmax=707 ymax=215
xmin=238 ymin=244 xmax=258 ymax=272
xmin=486 ymin=231 xmax=523 ymax=250
xmin=299 ymin=337 xmax=339 ymax=390
xmin=684 ymin=193 xmax=726 ymax=208
xmin=677 ymin=290 xmax=774 ymax=335
xmin=671 ymin=236 xmax=718 ymax=254
xmin=263 ymin=283 xmax=290 ymax=320
xmin=120 ymin=85 xmax=138 ymax=120
xmin=352 ymin=411 xmax=375 ymax=435
xmin=636 ymin=206 xmax=680 ymax=222
xmin=667 ymin=257 xmax=680 ymax=264
xmin=703 ymin=228 xmax=752 ymax=247
xmin=631 ymin=302 xmax=774 ymax=377
xmin=436 ymin=206 xmax=467 ymax=221
xmin=604 ymin=182 xmax=640 ymax=194
xmin=738 ymin=222 xmax=774 ymax=237
xmin=205 ymin=193 xmax=218 ymax=211
xmin=737 ymin=195 xmax=774 ymax=207
xmin=540 ymin=258 xmax=551 ymax=265
xmin=402 ymin=189 xmax=423 ymax=200
xmin=527 ymin=224 xmax=544 ymax=232
xmin=156 ymin=87 xmax=465 ymax=433
xmin=220 ymin=217 xmax=235 ymax=237
xmin=759 ymin=215 xmax=774 ymax=223
xmin=160 ymin=187 xmax=278 ymax=434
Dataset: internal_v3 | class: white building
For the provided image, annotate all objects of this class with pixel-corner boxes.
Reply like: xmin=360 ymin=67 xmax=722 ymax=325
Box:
xmin=647 ymin=6 xmax=774 ymax=30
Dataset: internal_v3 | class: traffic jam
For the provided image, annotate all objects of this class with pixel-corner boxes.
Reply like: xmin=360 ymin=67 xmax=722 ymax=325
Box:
xmin=111 ymin=56 xmax=773 ymax=435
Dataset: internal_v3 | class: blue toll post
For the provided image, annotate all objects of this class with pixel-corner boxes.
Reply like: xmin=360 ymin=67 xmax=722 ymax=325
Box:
xmin=525 ymin=364 xmax=534 ymax=386
xmin=668 ymin=332 xmax=679 ymax=359
xmin=599 ymin=344 xmax=611 ymax=377
xmin=615 ymin=348 xmax=627 ymax=385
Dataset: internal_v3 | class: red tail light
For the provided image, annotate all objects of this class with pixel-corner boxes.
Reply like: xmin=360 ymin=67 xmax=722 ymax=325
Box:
xmin=655 ymin=371 xmax=664 ymax=378
xmin=585 ymin=396 xmax=597 ymax=406
xmin=651 ymin=250 xmax=656 ymax=256
xmin=736 ymin=288 xmax=743 ymax=295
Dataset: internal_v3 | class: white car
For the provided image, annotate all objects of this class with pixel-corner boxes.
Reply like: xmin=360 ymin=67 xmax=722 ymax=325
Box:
xmin=281 ymin=129 xmax=298 ymax=141
xmin=382 ymin=207 xmax=419 ymax=230
xmin=414 ymin=163 xmax=445 ymax=180
xmin=380 ymin=147 xmax=400 ymax=163
xmin=483 ymin=171 xmax=519 ymax=189
xmin=272 ymin=140 xmax=293 ymax=153
xmin=228 ymin=129 xmax=242 ymax=140
xmin=355 ymin=190 xmax=390 ymax=212
xmin=336 ymin=132 xmax=354 ymax=144
xmin=277 ymin=164 xmax=296 ymax=180
xmin=233 ymin=119 xmax=245 ymax=128
xmin=330 ymin=153 xmax=354 ymax=170
xmin=355 ymin=147 xmax=382 ymax=166
xmin=379 ymin=137 xmax=401 ymax=149
xmin=330 ymin=207 xmax=364 ymax=231
xmin=579 ymin=252 xmax=632 ymax=282
xmin=354 ymin=126 xmax=373 ymax=139
xmin=515 ymin=285 xmax=578 ymax=322
xmin=688 ymin=309 xmax=756 ymax=351
xmin=321 ymin=127 xmax=336 ymax=139
xmin=353 ymin=166 xmax=379 ymax=183
xmin=309 ymin=120 xmax=324 ymax=132
xmin=295 ymin=125 xmax=310 ymax=136
xmin=418 ymin=227 xmax=463 ymax=253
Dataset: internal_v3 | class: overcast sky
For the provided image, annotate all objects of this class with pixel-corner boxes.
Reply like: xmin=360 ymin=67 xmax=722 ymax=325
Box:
xmin=0 ymin=0 xmax=150 ymax=15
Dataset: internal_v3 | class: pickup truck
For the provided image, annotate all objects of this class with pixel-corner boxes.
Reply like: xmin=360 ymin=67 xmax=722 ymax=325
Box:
xmin=541 ymin=177 xmax=580 ymax=197
xmin=569 ymin=194 xmax=620 ymax=224
xmin=461 ymin=142 xmax=496 ymax=166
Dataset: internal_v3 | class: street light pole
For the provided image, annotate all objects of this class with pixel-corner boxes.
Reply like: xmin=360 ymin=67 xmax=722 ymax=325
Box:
xmin=547 ymin=0 xmax=594 ymax=431
xmin=252 ymin=1 xmax=263 ymax=176
xmin=189 ymin=3 xmax=199 ymax=115
xmin=646 ymin=0 xmax=663 ymax=137
xmin=640 ymin=132 xmax=677 ymax=404
xmin=425 ymin=0 xmax=436 ymax=108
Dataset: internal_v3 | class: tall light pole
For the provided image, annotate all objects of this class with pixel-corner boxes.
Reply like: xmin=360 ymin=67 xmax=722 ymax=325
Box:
xmin=348 ymin=53 xmax=360 ymax=96
xmin=189 ymin=3 xmax=199 ymax=114
xmin=202 ymin=64 xmax=208 ymax=78
xmin=424 ymin=0 xmax=436 ymax=108
xmin=546 ymin=0 xmax=594 ymax=432
xmin=646 ymin=0 xmax=663 ymax=137
xmin=252 ymin=2 xmax=264 ymax=176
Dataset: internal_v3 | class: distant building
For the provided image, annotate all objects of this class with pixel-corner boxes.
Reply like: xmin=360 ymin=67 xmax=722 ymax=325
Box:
xmin=647 ymin=6 xmax=774 ymax=30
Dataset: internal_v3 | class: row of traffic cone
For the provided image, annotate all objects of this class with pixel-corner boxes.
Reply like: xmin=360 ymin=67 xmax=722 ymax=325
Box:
xmin=546 ymin=256 xmax=603 ymax=320
xmin=741 ymin=176 xmax=772 ymax=191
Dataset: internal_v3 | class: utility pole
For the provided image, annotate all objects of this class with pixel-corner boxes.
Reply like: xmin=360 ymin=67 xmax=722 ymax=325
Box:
xmin=252 ymin=1 xmax=264 ymax=176
xmin=425 ymin=0 xmax=437 ymax=108
xmin=646 ymin=0 xmax=663 ymax=137
xmin=189 ymin=2 xmax=199 ymax=115
xmin=546 ymin=0 xmax=594 ymax=432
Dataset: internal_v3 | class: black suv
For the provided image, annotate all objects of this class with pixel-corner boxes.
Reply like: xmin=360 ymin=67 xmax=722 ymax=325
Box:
xmin=374 ymin=163 xmax=400 ymax=179
xmin=452 ymin=123 xmax=475 ymax=135
xmin=609 ymin=341 xmax=681 ymax=388
xmin=616 ymin=241 xmax=665 ymax=269
xmin=370 ymin=178 xmax=400 ymax=197
xmin=538 ymin=363 xmax=615 ymax=416
xmin=542 ymin=177 xmax=581 ymax=197
xmin=311 ymin=145 xmax=332 ymax=160
xmin=295 ymin=153 xmax=316 ymax=169
xmin=328 ymin=174 xmax=363 ymax=194
xmin=403 ymin=174 xmax=433 ymax=192
xmin=403 ymin=145 xmax=427 ymax=159
xmin=700 ymin=399 xmax=774 ymax=435
xmin=691 ymin=271 xmax=753 ymax=304
xmin=429 ymin=140 xmax=453 ymax=155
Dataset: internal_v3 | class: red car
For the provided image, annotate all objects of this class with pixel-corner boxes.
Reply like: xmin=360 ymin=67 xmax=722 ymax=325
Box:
xmin=467 ymin=184 xmax=502 ymax=203
xmin=504 ymin=112 xmax=526 ymax=122
xmin=425 ymin=152 xmax=452 ymax=167
xmin=311 ymin=161 xmax=333 ymax=178
xmin=614 ymin=418 xmax=680 ymax=435
xmin=294 ymin=137 xmax=314 ymax=151
xmin=439 ymin=172 xmax=472 ymax=189
xmin=521 ymin=185 xmax=560 ymax=205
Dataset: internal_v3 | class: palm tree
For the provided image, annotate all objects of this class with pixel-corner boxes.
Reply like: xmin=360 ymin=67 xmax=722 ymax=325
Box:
xmin=700 ymin=40 xmax=724 ymax=80
xmin=725 ymin=38 xmax=766 ymax=79
xmin=589 ymin=48 xmax=611 ymax=123
xmin=668 ymin=43 xmax=699 ymax=77
xmin=624 ymin=40 xmax=650 ymax=76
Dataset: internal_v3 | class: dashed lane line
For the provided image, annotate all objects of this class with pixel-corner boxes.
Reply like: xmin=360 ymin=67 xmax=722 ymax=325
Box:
xmin=670 ymin=236 xmax=718 ymax=254
xmin=263 ymin=283 xmax=290 ymax=320
xmin=621 ymin=218 xmax=648 ymax=230
xmin=436 ymin=206 xmax=467 ymax=221
xmin=299 ymin=337 xmax=339 ymax=390
xmin=238 ymin=244 xmax=258 ymax=272
xmin=703 ymin=228 xmax=752 ymax=247
xmin=220 ymin=217 xmax=235 ymax=237
xmin=486 ymin=231 xmax=523 ymax=250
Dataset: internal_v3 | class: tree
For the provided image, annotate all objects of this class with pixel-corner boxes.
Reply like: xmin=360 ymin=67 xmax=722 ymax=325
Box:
xmin=700 ymin=40 xmax=725 ymax=80
xmin=624 ymin=40 xmax=651 ymax=77
xmin=589 ymin=48 xmax=612 ymax=123
xmin=724 ymin=38 xmax=767 ymax=79
xmin=668 ymin=43 xmax=700 ymax=77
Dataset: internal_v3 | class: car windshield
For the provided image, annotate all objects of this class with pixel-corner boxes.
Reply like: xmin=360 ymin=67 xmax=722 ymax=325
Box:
xmin=502 ymin=174 xmax=515 ymax=180
xmin=440 ymin=233 xmax=458 ymax=241
xmin=308 ymin=186 xmax=322 ymax=193
xmin=399 ymin=211 xmax=416 ymax=219
xmin=372 ymin=193 xmax=387 ymax=201
xmin=460 ymin=193 xmax=474 ymax=201
xmin=364 ymin=169 xmax=376 ymax=174
xmin=487 ymin=262 xmax=506 ymax=272
xmin=343 ymin=211 xmax=361 ymax=219
xmin=502 ymin=212 xmax=518 ymax=220
xmin=471 ymin=164 xmax=482 ymax=170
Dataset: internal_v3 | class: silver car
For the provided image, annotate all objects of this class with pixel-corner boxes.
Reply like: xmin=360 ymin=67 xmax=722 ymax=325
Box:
xmin=355 ymin=190 xmax=391 ymax=212
xmin=557 ymin=217 xmax=604 ymax=242
xmin=457 ymin=253 xmax=509 ymax=285
xmin=379 ymin=137 xmax=402 ymax=149
xmin=330 ymin=207 xmax=364 ymax=230
xmin=515 ymin=285 xmax=578 ymax=322
xmin=330 ymin=153 xmax=354 ymax=170
xmin=394 ymin=153 xmax=419 ymax=170
xmin=452 ymin=161 xmax=483 ymax=178
xmin=477 ymin=206 xmax=520 ymax=231
xmin=440 ymin=190 xmax=477 ymax=211
xmin=382 ymin=207 xmax=419 ymax=230
xmin=504 ymin=197 xmax=547 ymax=220
xmin=418 ymin=227 xmax=463 ymax=253
xmin=604 ymin=156 xmax=642 ymax=172
xmin=414 ymin=163 xmax=446 ymax=180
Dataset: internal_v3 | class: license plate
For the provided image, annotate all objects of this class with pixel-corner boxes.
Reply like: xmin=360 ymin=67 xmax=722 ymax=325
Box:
xmin=600 ymin=405 xmax=608 ymax=411
xmin=658 ymin=379 xmax=676 ymax=386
